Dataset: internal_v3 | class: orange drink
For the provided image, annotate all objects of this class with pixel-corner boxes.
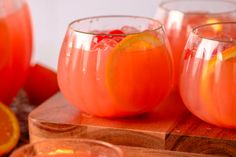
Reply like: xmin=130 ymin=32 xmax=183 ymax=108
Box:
xmin=33 ymin=155 xmax=95 ymax=157
xmin=156 ymin=0 xmax=236 ymax=88
xmin=57 ymin=16 xmax=173 ymax=117
xmin=180 ymin=22 xmax=236 ymax=128
xmin=0 ymin=0 xmax=32 ymax=104
xmin=10 ymin=139 xmax=123 ymax=157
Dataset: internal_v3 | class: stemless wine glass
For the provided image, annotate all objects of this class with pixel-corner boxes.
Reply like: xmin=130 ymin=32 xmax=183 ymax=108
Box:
xmin=180 ymin=22 xmax=236 ymax=128
xmin=0 ymin=0 xmax=33 ymax=104
xmin=155 ymin=0 xmax=236 ymax=88
xmin=10 ymin=138 xmax=124 ymax=157
xmin=57 ymin=15 xmax=173 ymax=118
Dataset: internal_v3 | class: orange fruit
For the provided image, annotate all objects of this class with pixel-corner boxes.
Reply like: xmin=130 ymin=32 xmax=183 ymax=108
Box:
xmin=108 ymin=31 xmax=160 ymax=52
xmin=201 ymin=45 xmax=236 ymax=124
xmin=105 ymin=31 xmax=171 ymax=113
xmin=202 ymin=45 xmax=236 ymax=85
xmin=0 ymin=102 xmax=20 ymax=155
xmin=206 ymin=18 xmax=223 ymax=32
xmin=208 ymin=46 xmax=236 ymax=67
xmin=48 ymin=149 xmax=74 ymax=155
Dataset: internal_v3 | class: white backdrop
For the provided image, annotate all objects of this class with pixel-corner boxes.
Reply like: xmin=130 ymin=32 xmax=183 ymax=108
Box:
xmin=27 ymin=0 xmax=162 ymax=70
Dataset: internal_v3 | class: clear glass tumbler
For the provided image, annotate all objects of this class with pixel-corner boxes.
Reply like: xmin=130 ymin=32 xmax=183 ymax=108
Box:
xmin=10 ymin=138 xmax=124 ymax=157
xmin=57 ymin=15 xmax=173 ymax=117
xmin=180 ymin=22 xmax=236 ymax=128
xmin=155 ymin=0 xmax=236 ymax=87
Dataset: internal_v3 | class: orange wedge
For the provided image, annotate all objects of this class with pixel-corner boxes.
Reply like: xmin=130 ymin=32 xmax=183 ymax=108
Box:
xmin=202 ymin=45 xmax=236 ymax=80
xmin=105 ymin=31 xmax=171 ymax=112
xmin=209 ymin=46 xmax=236 ymax=67
xmin=109 ymin=31 xmax=160 ymax=52
xmin=0 ymin=102 xmax=20 ymax=155
xmin=201 ymin=45 xmax=236 ymax=124
xmin=206 ymin=18 xmax=223 ymax=32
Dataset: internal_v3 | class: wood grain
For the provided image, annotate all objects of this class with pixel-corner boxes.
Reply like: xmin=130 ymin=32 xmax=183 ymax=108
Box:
xmin=28 ymin=91 xmax=236 ymax=156
xmin=121 ymin=146 xmax=224 ymax=157
xmin=29 ymin=91 xmax=187 ymax=149
xmin=166 ymin=112 xmax=236 ymax=156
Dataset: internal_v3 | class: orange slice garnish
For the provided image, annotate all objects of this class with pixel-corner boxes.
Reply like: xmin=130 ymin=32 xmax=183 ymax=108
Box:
xmin=105 ymin=31 xmax=171 ymax=112
xmin=206 ymin=18 xmax=223 ymax=32
xmin=202 ymin=45 xmax=236 ymax=79
xmin=0 ymin=102 xmax=20 ymax=155
xmin=201 ymin=45 xmax=236 ymax=124
xmin=48 ymin=149 xmax=74 ymax=155
xmin=110 ymin=31 xmax=160 ymax=52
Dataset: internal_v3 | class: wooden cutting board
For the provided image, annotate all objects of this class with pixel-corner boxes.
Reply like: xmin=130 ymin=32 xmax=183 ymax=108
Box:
xmin=28 ymin=91 xmax=236 ymax=157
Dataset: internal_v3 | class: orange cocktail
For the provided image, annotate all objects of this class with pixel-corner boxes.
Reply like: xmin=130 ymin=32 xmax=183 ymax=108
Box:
xmin=156 ymin=0 xmax=236 ymax=87
xmin=33 ymin=155 xmax=95 ymax=157
xmin=0 ymin=0 xmax=32 ymax=104
xmin=180 ymin=22 xmax=236 ymax=128
xmin=58 ymin=16 xmax=173 ymax=117
xmin=10 ymin=139 xmax=123 ymax=157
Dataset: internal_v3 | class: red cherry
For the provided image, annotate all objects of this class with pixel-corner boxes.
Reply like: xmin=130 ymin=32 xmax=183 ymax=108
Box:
xmin=109 ymin=29 xmax=124 ymax=35
xmin=184 ymin=48 xmax=192 ymax=59
xmin=212 ymin=48 xmax=218 ymax=56
xmin=108 ymin=29 xmax=125 ymax=42
xmin=96 ymin=29 xmax=124 ymax=42
xmin=95 ymin=35 xmax=106 ymax=43
xmin=91 ymin=30 xmax=125 ymax=49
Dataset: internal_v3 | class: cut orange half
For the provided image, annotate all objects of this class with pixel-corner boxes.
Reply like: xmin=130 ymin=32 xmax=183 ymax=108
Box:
xmin=105 ymin=31 xmax=171 ymax=113
xmin=206 ymin=18 xmax=223 ymax=32
xmin=201 ymin=45 xmax=236 ymax=124
xmin=208 ymin=46 xmax=236 ymax=67
xmin=110 ymin=31 xmax=160 ymax=52
xmin=0 ymin=102 xmax=20 ymax=155
xmin=202 ymin=45 xmax=236 ymax=81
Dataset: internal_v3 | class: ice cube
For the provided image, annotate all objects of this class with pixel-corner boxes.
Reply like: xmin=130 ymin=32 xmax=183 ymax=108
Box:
xmin=121 ymin=25 xmax=139 ymax=34
xmin=91 ymin=38 xmax=118 ymax=52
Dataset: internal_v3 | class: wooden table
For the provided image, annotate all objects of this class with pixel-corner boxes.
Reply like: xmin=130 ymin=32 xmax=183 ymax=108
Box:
xmin=28 ymin=91 xmax=236 ymax=157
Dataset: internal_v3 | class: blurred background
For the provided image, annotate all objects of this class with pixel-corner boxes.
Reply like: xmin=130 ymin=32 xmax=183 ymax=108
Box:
xmin=27 ymin=0 xmax=162 ymax=70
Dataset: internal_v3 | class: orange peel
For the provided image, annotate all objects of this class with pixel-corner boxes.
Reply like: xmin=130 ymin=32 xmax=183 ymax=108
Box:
xmin=105 ymin=31 xmax=162 ymax=108
xmin=0 ymin=102 xmax=20 ymax=155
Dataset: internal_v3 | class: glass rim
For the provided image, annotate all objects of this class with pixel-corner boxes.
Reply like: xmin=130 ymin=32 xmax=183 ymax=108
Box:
xmin=159 ymin=0 xmax=236 ymax=15
xmin=68 ymin=15 xmax=163 ymax=36
xmin=10 ymin=138 xmax=124 ymax=157
xmin=192 ymin=21 xmax=236 ymax=43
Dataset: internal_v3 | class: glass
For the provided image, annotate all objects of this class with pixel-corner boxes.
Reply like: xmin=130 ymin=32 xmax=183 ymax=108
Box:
xmin=57 ymin=15 xmax=173 ymax=118
xmin=10 ymin=138 xmax=124 ymax=157
xmin=0 ymin=0 xmax=33 ymax=104
xmin=180 ymin=22 xmax=236 ymax=128
xmin=155 ymin=0 xmax=236 ymax=87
